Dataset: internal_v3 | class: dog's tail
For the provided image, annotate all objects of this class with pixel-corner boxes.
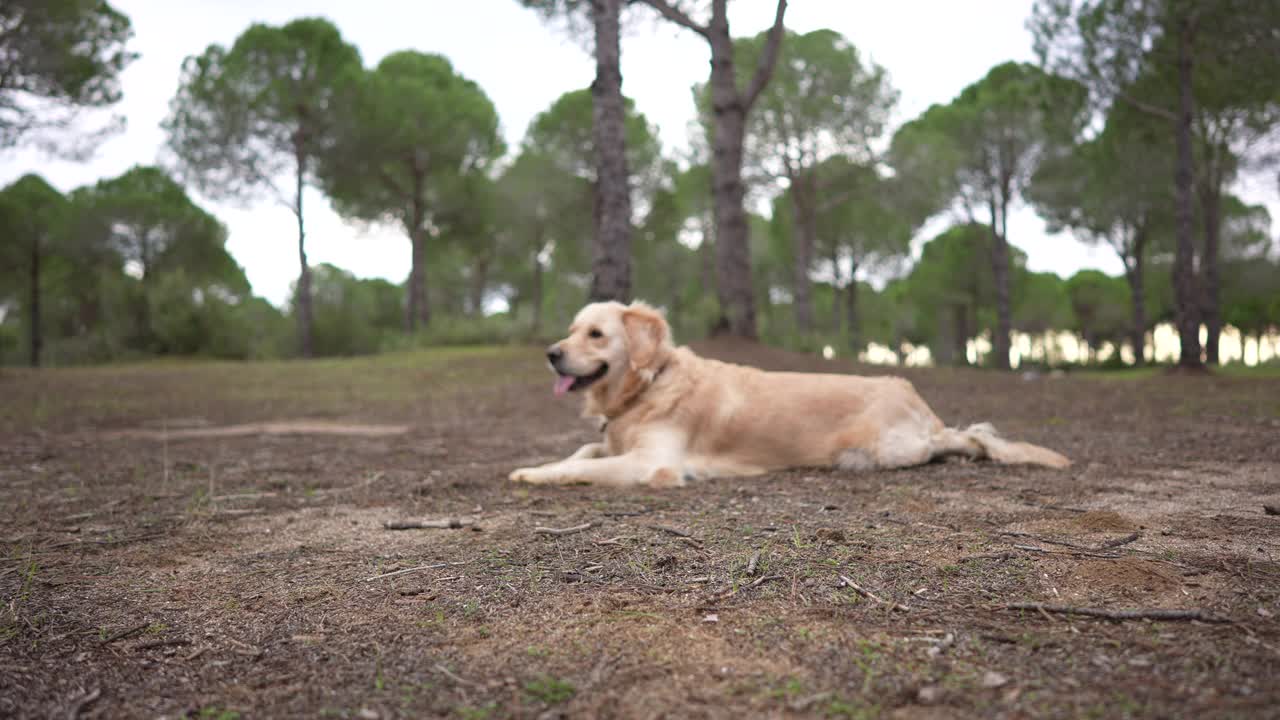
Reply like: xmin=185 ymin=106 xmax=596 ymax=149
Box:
xmin=932 ymin=422 xmax=1071 ymax=469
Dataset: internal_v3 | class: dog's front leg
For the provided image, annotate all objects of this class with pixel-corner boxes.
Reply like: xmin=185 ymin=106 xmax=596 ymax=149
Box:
xmin=510 ymin=452 xmax=682 ymax=488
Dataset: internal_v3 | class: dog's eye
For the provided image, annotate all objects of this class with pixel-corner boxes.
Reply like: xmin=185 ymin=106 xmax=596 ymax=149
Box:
xmin=588 ymin=328 xmax=603 ymax=339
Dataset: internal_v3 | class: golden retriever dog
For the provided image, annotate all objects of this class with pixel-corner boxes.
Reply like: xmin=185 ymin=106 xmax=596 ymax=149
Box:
xmin=509 ymin=301 xmax=1070 ymax=488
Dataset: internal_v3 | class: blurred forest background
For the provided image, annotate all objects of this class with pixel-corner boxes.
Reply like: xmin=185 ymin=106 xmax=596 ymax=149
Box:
xmin=2 ymin=0 xmax=1278 ymax=371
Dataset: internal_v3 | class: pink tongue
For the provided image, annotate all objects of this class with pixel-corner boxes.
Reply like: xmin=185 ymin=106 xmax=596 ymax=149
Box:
xmin=554 ymin=375 xmax=576 ymax=396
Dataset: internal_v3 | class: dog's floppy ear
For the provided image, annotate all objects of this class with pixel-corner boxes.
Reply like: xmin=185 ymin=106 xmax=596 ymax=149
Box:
xmin=621 ymin=302 xmax=670 ymax=373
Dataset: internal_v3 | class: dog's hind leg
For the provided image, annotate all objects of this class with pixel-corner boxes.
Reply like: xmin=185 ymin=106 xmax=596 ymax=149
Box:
xmin=929 ymin=423 xmax=1070 ymax=468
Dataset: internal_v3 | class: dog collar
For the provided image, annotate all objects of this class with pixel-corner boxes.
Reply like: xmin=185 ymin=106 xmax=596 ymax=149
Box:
xmin=600 ymin=358 xmax=670 ymax=430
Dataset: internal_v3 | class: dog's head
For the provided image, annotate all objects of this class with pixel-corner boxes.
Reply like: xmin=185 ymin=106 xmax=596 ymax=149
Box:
xmin=545 ymin=300 xmax=672 ymax=400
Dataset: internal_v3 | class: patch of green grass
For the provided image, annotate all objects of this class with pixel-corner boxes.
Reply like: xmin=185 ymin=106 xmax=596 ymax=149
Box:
xmin=524 ymin=675 xmax=575 ymax=705
xmin=196 ymin=708 xmax=240 ymax=720
xmin=454 ymin=703 xmax=497 ymax=720
xmin=825 ymin=697 xmax=880 ymax=719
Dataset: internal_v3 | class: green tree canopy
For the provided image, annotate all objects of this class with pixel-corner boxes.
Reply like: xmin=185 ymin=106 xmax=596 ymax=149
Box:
xmin=0 ymin=0 xmax=135 ymax=155
xmin=0 ymin=174 xmax=68 ymax=365
xmin=890 ymin=61 xmax=1085 ymax=369
xmin=734 ymin=28 xmax=897 ymax=333
xmin=163 ymin=17 xmax=362 ymax=357
xmin=73 ymin=166 xmax=245 ymax=291
xmin=321 ymin=51 xmax=503 ymax=331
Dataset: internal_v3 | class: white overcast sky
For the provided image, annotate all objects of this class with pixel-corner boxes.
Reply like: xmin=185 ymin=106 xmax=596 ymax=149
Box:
xmin=3 ymin=0 xmax=1275 ymax=306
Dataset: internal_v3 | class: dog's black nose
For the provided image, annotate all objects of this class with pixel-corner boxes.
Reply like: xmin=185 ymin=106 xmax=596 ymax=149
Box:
xmin=546 ymin=346 xmax=564 ymax=364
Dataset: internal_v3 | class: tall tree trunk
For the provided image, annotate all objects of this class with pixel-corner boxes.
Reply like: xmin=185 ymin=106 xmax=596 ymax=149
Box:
xmin=953 ymin=304 xmax=969 ymax=366
xmin=531 ymin=226 xmax=545 ymax=336
xmin=1172 ymin=20 xmax=1203 ymax=368
xmin=707 ymin=55 xmax=756 ymax=337
xmin=470 ymin=254 xmax=490 ymax=316
xmin=989 ymin=199 xmax=1012 ymax=370
xmin=1200 ymin=182 xmax=1222 ymax=364
xmin=294 ymin=153 xmax=313 ymax=359
xmin=1123 ymin=235 xmax=1147 ymax=367
xmin=640 ymin=0 xmax=786 ymax=337
xmin=588 ymin=0 xmax=633 ymax=302
xmin=28 ymin=237 xmax=40 ymax=368
xmin=845 ymin=265 xmax=860 ymax=352
xmin=829 ymin=247 xmax=842 ymax=336
xmin=405 ymin=177 xmax=430 ymax=331
xmin=790 ymin=173 xmax=816 ymax=333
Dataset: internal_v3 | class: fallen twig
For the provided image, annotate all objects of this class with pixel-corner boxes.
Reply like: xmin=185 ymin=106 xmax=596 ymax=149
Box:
xmin=101 ymin=622 xmax=149 ymax=645
xmin=364 ymin=562 xmax=462 ymax=582
xmin=1000 ymin=531 xmax=1093 ymax=551
xmin=134 ymin=638 xmax=190 ymax=651
xmin=1007 ymin=602 xmax=1231 ymax=624
xmin=647 ymin=524 xmax=694 ymax=538
xmin=838 ymin=575 xmax=909 ymax=612
xmin=1098 ymin=532 xmax=1141 ymax=550
xmin=66 ymin=687 xmax=101 ymax=720
xmin=211 ymin=492 xmax=278 ymax=501
xmin=182 ymin=646 xmax=207 ymax=662
xmin=534 ymin=522 xmax=593 ymax=536
xmin=592 ymin=536 xmax=631 ymax=547
xmin=383 ymin=517 xmax=474 ymax=530
xmin=433 ymin=662 xmax=480 ymax=687
xmin=746 ymin=550 xmax=761 ymax=576
xmin=601 ymin=508 xmax=650 ymax=517
xmin=1011 ymin=544 xmax=1121 ymax=560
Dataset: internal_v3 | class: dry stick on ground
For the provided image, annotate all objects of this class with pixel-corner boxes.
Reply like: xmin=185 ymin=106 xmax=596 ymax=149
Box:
xmin=1000 ymin=531 xmax=1094 ymax=551
xmin=1007 ymin=602 xmax=1232 ymax=624
xmin=647 ymin=524 xmax=694 ymax=538
xmin=838 ymin=575 xmax=910 ymax=612
xmin=433 ymin=663 xmax=480 ymax=688
xmin=383 ymin=517 xmax=475 ymax=530
xmin=1011 ymin=544 xmax=1121 ymax=560
xmin=134 ymin=638 xmax=190 ymax=650
xmin=211 ymin=492 xmax=278 ymax=501
xmin=534 ymin=522 xmax=594 ymax=536
xmin=66 ymin=687 xmax=101 ymax=720
xmin=1098 ymin=532 xmax=1141 ymax=549
xmin=100 ymin=622 xmax=149 ymax=645
xmin=364 ymin=562 xmax=457 ymax=582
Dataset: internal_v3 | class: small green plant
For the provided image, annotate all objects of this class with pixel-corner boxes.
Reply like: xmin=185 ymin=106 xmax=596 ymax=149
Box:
xmin=455 ymin=703 xmax=497 ymax=720
xmin=196 ymin=707 xmax=240 ymax=720
xmin=524 ymin=675 xmax=575 ymax=705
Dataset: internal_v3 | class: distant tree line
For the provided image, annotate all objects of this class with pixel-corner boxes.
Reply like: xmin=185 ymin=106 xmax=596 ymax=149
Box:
xmin=2 ymin=0 xmax=1278 ymax=369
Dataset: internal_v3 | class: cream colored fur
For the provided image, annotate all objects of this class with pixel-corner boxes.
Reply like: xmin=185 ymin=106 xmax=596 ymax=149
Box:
xmin=509 ymin=301 xmax=1071 ymax=487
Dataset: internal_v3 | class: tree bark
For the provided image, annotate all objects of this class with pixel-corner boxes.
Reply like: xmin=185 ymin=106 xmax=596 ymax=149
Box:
xmin=989 ymin=197 xmax=1012 ymax=370
xmin=588 ymin=0 xmax=633 ymax=303
xmin=404 ymin=171 xmax=431 ymax=332
xmin=952 ymin=303 xmax=969 ymax=366
xmin=1123 ymin=232 xmax=1148 ymax=367
xmin=845 ymin=266 xmax=859 ymax=351
xmin=1171 ymin=20 xmax=1203 ymax=368
xmin=531 ymin=223 xmax=545 ymax=336
xmin=1199 ymin=178 xmax=1222 ymax=365
xmin=789 ymin=172 xmax=816 ymax=333
xmin=28 ymin=235 xmax=41 ymax=368
xmin=641 ymin=0 xmax=787 ymax=338
xmin=707 ymin=37 xmax=757 ymax=338
xmin=294 ymin=151 xmax=313 ymax=359
xmin=470 ymin=254 xmax=490 ymax=316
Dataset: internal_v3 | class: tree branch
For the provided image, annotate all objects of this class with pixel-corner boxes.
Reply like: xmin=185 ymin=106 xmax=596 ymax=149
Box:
xmin=637 ymin=0 xmax=708 ymax=38
xmin=1116 ymin=90 xmax=1176 ymax=123
xmin=743 ymin=0 xmax=789 ymax=110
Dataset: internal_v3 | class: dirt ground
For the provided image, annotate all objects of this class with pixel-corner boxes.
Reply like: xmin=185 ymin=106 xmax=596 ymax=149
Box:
xmin=2 ymin=341 xmax=1278 ymax=720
